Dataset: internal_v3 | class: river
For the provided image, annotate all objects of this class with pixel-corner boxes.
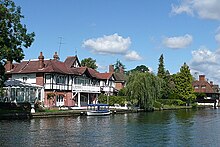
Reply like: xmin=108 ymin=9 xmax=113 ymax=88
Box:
xmin=0 ymin=108 xmax=220 ymax=146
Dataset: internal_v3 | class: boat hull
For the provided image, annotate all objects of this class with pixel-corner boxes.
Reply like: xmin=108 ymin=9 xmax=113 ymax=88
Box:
xmin=86 ymin=110 xmax=111 ymax=116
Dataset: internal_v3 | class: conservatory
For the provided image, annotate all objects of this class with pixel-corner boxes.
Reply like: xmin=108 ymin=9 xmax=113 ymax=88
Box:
xmin=1 ymin=79 xmax=43 ymax=103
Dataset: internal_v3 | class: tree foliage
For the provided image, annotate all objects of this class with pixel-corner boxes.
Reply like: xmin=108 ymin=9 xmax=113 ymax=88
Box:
xmin=157 ymin=54 xmax=165 ymax=79
xmin=0 ymin=0 xmax=35 ymax=87
xmin=81 ymin=57 xmax=98 ymax=70
xmin=114 ymin=59 xmax=125 ymax=73
xmin=125 ymin=72 xmax=162 ymax=110
xmin=127 ymin=65 xmax=149 ymax=75
xmin=174 ymin=63 xmax=196 ymax=104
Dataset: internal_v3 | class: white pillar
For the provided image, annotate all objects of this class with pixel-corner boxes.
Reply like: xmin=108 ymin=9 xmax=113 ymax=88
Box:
xmin=88 ymin=93 xmax=90 ymax=105
xmin=78 ymin=92 xmax=81 ymax=107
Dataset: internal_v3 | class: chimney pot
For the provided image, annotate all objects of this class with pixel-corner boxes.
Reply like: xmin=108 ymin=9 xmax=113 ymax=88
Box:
xmin=53 ymin=52 xmax=60 ymax=60
xmin=199 ymin=75 xmax=205 ymax=81
xmin=109 ymin=65 xmax=114 ymax=73
xmin=38 ymin=52 xmax=44 ymax=69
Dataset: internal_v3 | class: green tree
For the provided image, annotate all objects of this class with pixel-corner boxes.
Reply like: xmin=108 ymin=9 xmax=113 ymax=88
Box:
xmin=114 ymin=59 xmax=125 ymax=73
xmin=174 ymin=63 xmax=196 ymax=105
xmin=125 ymin=72 xmax=162 ymax=111
xmin=127 ymin=65 xmax=149 ymax=75
xmin=157 ymin=54 xmax=171 ymax=99
xmin=81 ymin=57 xmax=98 ymax=69
xmin=0 ymin=0 xmax=35 ymax=87
xmin=157 ymin=54 xmax=165 ymax=79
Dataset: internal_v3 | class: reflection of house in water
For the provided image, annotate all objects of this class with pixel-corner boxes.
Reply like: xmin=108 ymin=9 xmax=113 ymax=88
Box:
xmin=4 ymin=52 xmax=126 ymax=108
xmin=2 ymin=79 xmax=43 ymax=104
xmin=192 ymin=75 xmax=220 ymax=106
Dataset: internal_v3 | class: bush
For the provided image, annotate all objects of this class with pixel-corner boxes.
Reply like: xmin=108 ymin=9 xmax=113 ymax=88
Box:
xmin=98 ymin=94 xmax=127 ymax=106
xmin=153 ymin=101 xmax=163 ymax=108
xmin=157 ymin=99 xmax=186 ymax=106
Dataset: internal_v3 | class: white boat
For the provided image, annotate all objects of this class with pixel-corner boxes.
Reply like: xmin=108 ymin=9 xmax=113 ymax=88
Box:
xmin=86 ymin=104 xmax=111 ymax=116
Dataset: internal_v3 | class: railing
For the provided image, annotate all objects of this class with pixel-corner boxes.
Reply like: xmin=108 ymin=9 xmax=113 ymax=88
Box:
xmin=44 ymin=83 xmax=69 ymax=90
xmin=101 ymin=86 xmax=114 ymax=92
xmin=72 ymin=84 xmax=100 ymax=93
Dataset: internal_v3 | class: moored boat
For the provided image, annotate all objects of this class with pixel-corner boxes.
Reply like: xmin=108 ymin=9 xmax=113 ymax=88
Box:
xmin=86 ymin=104 xmax=111 ymax=116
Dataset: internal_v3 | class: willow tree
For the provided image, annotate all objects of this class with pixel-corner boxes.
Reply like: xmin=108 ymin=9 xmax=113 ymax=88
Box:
xmin=174 ymin=63 xmax=196 ymax=105
xmin=125 ymin=72 xmax=162 ymax=110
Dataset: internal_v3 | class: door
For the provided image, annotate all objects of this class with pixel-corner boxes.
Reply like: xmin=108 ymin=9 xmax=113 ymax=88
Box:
xmin=56 ymin=95 xmax=64 ymax=106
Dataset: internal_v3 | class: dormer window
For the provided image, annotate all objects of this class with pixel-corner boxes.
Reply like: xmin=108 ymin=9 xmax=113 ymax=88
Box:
xmin=201 ymin=85 xmax=206 ymax=89
xmin=194 ymin=85 xmax=199 ymax=89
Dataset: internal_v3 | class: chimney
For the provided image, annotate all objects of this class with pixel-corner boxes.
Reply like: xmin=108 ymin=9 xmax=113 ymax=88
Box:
xmin=109 ymin=65 xmax=114 ymax=73
xmin=210 ymin=81 xmax=213 ymax=86
xmin=38 ymin=52 xmax=44 ymax=69
xmin=53 ymin=52 xmax=60 ymax=60
xmin=5 ymin=60 xmax=12 ymax=71
xmin=119 ymin=66 xmax=124 ymax=74
xmin=199 ymin=75 xmax=205 ymax=81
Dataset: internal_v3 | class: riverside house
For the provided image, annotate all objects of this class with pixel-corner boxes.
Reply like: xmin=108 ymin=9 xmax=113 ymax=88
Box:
xmin=192 ymin=75 xmax=220 ymax=106
xmin=4 ymin=52 xmax=125 ymax=108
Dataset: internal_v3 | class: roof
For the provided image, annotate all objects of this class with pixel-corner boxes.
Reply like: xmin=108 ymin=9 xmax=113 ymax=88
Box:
xmin=192 ymin=80 xmax=215 ymax=94
xmin=9 ymin=60 xmax=70 ymax=74
xmin=114 ymin=72 xmax=126 ymax=82
xmin=64 ymin=56 xmax=81 ymax=68
xmin=96 ymin=72 xmax=113 ymax=80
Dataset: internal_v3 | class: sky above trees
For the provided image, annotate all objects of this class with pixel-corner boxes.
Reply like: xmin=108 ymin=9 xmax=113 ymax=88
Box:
xmin=13 ymin=0 xmax=220 ymax=84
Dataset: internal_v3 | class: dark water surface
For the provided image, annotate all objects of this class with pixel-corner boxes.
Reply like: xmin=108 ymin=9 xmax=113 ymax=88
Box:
xmin=1 ymin=109 xmax=220 ymax=147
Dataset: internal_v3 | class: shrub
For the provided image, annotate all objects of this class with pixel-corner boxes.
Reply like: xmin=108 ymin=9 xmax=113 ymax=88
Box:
xmin=157 ymin=99 xmax=186 ymax=106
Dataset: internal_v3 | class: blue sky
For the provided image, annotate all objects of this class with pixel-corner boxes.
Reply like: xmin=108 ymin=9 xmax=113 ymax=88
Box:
xmin=14 ymin=0 xmax=220 ymax=84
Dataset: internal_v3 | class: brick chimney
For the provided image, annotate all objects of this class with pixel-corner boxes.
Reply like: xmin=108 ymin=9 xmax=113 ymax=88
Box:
xmin=210 ymin=81 xmax=213 ymax=86
xmin=5 ymin=60 xmax=12 ymax=71
xmin=38 ymin=52 xmax=44 ymax=69
xmin=199 ymin=75 xmax=205 ymax=81
xmin=53 ymin=52 xmax=60 ymax=60
xmin=109 ymin=65 xmax=114 ymax=73
xmin=119 ymin=66 xmax=124 ymax=74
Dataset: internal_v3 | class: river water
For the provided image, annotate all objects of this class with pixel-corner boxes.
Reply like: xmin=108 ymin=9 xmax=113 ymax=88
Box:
xmin=0 ymin=108 xmax=220 ymax=147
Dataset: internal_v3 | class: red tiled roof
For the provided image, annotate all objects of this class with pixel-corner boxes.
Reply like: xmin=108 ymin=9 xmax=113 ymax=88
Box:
xmin=9 ymin=59 xmax=70 ymax=74
xmin=6 ymin=55 xmax=124 ymax=81
xmin=96 ymin=72 xmax=113 ymax=80
xmin=192 ymin=80 xmax=214 ymax=93
xmin=64 ymin=56 xmax=80 ymax=68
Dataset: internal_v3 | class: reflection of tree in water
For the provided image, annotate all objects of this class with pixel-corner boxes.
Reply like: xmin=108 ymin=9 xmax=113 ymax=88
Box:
xmin=172 ymin=109 xmax=196 ymax=146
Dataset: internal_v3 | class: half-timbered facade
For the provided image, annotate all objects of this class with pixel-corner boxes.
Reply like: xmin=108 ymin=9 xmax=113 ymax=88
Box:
xmin=5 ymin=52 xmax=120 ymax=107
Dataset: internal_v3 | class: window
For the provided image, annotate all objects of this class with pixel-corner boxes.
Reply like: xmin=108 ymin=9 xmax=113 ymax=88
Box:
xmin=45 ymin=74 xmax=51 ymax=83
xmin=23 ymin=77 xmax=27 ymax=83
xmin=194 ymin=86 xmax=199 ymax=89
xmin=201 ymin=85 xmax=206 ymax=89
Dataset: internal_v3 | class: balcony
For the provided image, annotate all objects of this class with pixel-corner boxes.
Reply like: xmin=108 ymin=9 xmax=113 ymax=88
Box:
xmin=72 ymin=84 xmax=100 ymax=93
xmin=101 ymin=86 xmax=114 ymax=93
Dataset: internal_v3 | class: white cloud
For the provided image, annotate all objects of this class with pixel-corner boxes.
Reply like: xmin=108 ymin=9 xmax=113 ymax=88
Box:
xmin=125 ymin=51 xmax=142 ymax=61
xmin=82 ymin=33 xmax=131 ymax=54
xmin=163 ymin=34 xmax=193 ymax=49
xmin=171 ymin=4 xmax=193 ymax=16
xmin=171 ymin=0 xmax=220 ymax=20
xmin=189 ymin=47 xmax=220 ymax=84
xmin=96 ymin=63 xmax=107 ymax=71
xmin=215 ymin=27 xmax=220 ymax=44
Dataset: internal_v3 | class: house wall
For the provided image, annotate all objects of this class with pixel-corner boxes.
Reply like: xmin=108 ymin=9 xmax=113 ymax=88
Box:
xmin=12 ymin=73 xmax=36 ymax=84
xmin=36 ymin=73 xmax=44 ymax=86
xmin=115 ymin=82 xmax=124 ymax=91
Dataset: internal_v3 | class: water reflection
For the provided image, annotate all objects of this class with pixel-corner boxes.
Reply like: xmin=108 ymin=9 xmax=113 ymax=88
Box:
xmin=1 ymin=109 xmax=220 ymax=146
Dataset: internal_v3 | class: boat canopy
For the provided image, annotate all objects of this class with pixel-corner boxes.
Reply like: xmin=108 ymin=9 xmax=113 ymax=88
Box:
xmin=87 ymin=104 xmax=109 ymax=107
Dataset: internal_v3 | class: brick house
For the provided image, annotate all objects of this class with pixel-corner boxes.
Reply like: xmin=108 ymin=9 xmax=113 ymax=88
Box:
xmin=4 ymin=52 xmax=123 ymax=107
xmin=192 ymin=75 xmax=219 ymax=101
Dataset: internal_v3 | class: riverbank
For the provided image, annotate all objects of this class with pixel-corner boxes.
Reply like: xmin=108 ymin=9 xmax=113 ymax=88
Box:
xmin=0 ymin=105 xmax=215 ymax=119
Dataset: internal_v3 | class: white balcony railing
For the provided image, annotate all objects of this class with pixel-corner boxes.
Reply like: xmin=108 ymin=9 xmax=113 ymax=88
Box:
xmin=101 ymin=86 xmax=114 ymax=92
xmin=72 ymin=84 xmax=100 ymax=93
